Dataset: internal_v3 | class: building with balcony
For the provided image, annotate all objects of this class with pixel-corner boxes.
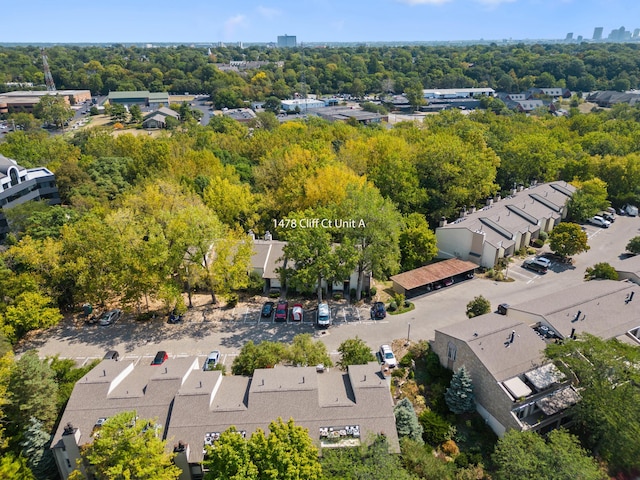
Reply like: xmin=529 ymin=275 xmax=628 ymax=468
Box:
xmin=51 ymin=359 xmax=398 ymax=480
xmin=0 ymin=154 xmax=61 ymax=239
xmin=432 ymin=280 xmax=640 ymax=437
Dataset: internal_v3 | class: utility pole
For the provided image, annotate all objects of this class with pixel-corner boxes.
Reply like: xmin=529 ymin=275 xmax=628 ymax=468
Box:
xmin=41 ymin=48 xmax=56 ymax=92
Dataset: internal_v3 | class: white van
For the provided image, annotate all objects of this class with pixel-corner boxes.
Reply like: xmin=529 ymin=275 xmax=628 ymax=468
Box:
xmin=626 ymin=205 xmax=639 ymax=217
xmin=317 ymin=303 xmax=331 ymax=328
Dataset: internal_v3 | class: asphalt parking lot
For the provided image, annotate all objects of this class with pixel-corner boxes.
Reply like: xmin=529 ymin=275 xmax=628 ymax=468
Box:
xmin=22 ymin=214 xmax=640 ymax=363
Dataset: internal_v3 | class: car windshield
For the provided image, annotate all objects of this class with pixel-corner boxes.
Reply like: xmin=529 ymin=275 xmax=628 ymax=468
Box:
xmin=385 ymin=352 xmax=394 ymax=359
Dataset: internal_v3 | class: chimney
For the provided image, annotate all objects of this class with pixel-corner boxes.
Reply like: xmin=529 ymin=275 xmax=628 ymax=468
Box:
xmin=439 ymin=216 xmax=448 ymax=227
xmin=573 ymin=310 xmax=581 ymax=322
xmin=495 ymin=194 xmax=501 ymax=202
xmin=459 ymin=207 xmax=466 ymax=218
xmin=470 ymin=205 xmax=476 ymax=214
xmin=487 ymin=198 xmax=493 ymax=206
xmin=511 ymin=187 xmax=517 ymax=196
xmin=519 ymin=185 xmax=524 ymax=192
xmin=509 ymin=330 xmax=515 ymax=344
xmin=264 ymin=230 xmax=272 ymax=241
xmin=248 ymin=229 xmax=255 ymax=240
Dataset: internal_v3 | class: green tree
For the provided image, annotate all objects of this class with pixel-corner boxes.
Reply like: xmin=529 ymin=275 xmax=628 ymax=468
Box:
xmin=492 ymin=429 xmax=606 ymax=480
xmin=129 ymin=104 xmax=143 ymax=123
xmin=584 ymin=262 xmax=618 ymax=280
xmin=33 ymin=95 xmax=74 ymax=129
xmin=444 ymin=366 xmax=475 ymax=414
xmin=338 ymin=184 xmax=402 ymax=300
xmin=394 ymin=397 xmax=423 ymax=443
xmin=546 ymin=334 xmax=640 ymax=474
xmin=418 ymin=409 xmax=453 ymax=445
xmin=337 ymin=337 xmax=375 ymax=370
xmin=0 ymin=291 xmax=62 ymax=342
xmin=107 ymin=103 xmax=127 ymax=123
xmin=548 ymin=222 xmax=590 ymax=259
xmin=0 ymin=453 xmax=35 ymax=480
xmin=20 ymin=417 xmax=58 ymax=480
xmin=400 ymin=438 xmax=455 ymax=479
xmin=567 ymin=178 xmax=610 ymax=222
xmin=231 ymin=340 xmax=287 ymax=376
xmin=263 ymin=96 xmax=282 ymax=113
xmin=285 ymin=334 xmax=333 ymax=368
xmin=626 ymin=235 xmax=640 ymax=255
xmin=465 ymin=295 xmax=491 ymax=318
xmin=204 ymin=418 xmax=321 ymax=480
xmin=9 ymin=113 xmax=39 ymax=131
xmin=5 ymin=350 xmax=58 ymax=437
xmin=76 ymin=411 xmax=180 ymax=480
xmin=399 ymin=213 xmax=438 ymax=271
xmin=322 ymin=435 xmax=416 ymax=480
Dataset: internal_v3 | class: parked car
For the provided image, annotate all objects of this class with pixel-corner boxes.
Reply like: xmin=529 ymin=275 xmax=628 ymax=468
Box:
xmin=203 ymin=350 xmax=220 ymax=371
xmin=370 ymin=301 xmax=386 ymax=319
xmin=601 ymin=211 xmax=615 ymax=223
xmin=625 ymin=204 xmax=639 ymax=217
xmin=497 ymin=303 xmax=509 ymax=315
xmin=99 ymin=309 xmax=122 ymax=326
xmin=523 ymin=259 xmax=548 ymax=274
xmin=532 ymin=256 xmax=551 ymax=269
xmin=103 ymin=350 xmax=120 ymax=361
xmin=588 ymin=215 xmax=611 ymax=228
xmin=291 ymin=304 xmax=304 ymax=321
xmin=261 ymin=301 xmax=275 ymax=318
xmin=379 ymin=344 xmax=397 ymax=368
xmin=274 ymin=301 xmax=289 ymax=322
xmin=316 ymin=302 xmax=331 ymax=328
xmin=443 ymin=277 xmax=454 ymax=287
xmin=151 ymin=351 xmax=169 ymax=365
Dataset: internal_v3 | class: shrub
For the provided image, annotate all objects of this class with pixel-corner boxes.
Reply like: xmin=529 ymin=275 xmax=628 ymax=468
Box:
xmin=350 ymin=288 xmax=356 ymax=300
xmin=539 ymin=230 xmax=548 ymax=242
xmin=332 ymin=292 xmax=343 ymax=300
xmin=399 ymin=351 xmax=414 ymax=368
xmin=419 ymin=409 xmax=453 ymax=445
xmin=454 ymin=452 xmax=469 ymax=468
xmin=393 ymin=293 xmax=406 ymax=308
xmin=485 ymin=268 xmax=495 ymax=278
xmin=391 ymin=367 xmax=405 ymax=378
xmin=369 ymin=286 xmax=377 ymax=296
xmin=441 ymin=439 xmax=460 ymax=456
xmin=226 ymin=293 xmax=238 ymax=308
xmin=388 ymin=301 xmax=397 ymax=311
xmin=532 ymin=238 xmax=544 ymax=248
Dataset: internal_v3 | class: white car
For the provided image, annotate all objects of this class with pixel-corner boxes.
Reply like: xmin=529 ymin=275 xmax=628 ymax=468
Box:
xmin=532 ymin=256 xmax=551 ymax=269
xmin=379 ymin=344 xmax=397 ymax=368
xmin=588 ymin=215 xmax=611 ymax=228
xmin=291 ymin=304 xmax=304 ymax=322
xmin=203 ymin=350 xmax=220 ymax=371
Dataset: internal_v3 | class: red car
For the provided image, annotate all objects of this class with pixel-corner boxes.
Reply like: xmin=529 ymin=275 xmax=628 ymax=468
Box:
xmin=275 ymin=302 xmax=289 ymax=322
xmin=151 ymin=351 xmax=168 ymax=365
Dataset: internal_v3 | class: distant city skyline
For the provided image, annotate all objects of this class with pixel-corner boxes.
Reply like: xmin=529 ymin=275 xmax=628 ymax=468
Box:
xmin=2 ymin=0 xmax=640 ymax=44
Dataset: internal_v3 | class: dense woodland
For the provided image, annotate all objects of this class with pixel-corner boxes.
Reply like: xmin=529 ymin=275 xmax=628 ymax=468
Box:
xmin=1 ymin=44 xmax=640 ymax=478
xmin=2 ymin=43 xmax=640 ymax=103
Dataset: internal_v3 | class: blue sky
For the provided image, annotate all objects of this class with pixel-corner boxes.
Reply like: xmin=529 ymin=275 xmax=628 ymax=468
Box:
xmin=1 ymin=0 xmax=639 ymax=43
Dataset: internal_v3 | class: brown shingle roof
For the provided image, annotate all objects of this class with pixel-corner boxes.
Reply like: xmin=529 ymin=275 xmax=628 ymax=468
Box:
xmin=390 ymin=258 xmax=476 ymax=290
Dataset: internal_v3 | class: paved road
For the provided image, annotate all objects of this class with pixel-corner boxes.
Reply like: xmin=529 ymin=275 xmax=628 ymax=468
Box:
xmin=23 ymin=214 xmax=640 ymax=363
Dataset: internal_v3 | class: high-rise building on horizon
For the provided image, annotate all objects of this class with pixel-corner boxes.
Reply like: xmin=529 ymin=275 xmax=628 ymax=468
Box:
xmin=593 ymin=27 xmax=603 ymax=40
xmin=277 ymin=34 xmax=297 ymax=48
xmin=565 ymin=32 xmax=573 ymax=41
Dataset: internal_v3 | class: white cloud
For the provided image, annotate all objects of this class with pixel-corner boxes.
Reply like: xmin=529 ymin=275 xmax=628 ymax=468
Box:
xmin=397 ymin=0 xmax=453 ymax=5
xmin=257 ymin=6 xmax=281 ymax=19
xmin=223 ymin=14 xmax=248 ymax=39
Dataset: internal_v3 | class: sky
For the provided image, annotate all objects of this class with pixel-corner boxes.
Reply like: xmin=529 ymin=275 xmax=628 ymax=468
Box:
xmin=1 ymin=0 xmax=640 ymax=44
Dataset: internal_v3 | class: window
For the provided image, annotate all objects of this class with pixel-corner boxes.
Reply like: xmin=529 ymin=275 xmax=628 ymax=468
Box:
xmin=447 ymin=342 xmax=457 ymax=361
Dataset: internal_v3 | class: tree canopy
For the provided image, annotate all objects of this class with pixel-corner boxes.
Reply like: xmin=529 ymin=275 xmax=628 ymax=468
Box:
xmin=548 ymin=222 xmax=590 ymax=258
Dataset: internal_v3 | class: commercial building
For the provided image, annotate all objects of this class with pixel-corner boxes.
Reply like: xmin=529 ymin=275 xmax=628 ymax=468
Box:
xmin=314 ymin=106 xmax=387 ymax=124
xmin=51 ymin=359 xmax=398 ymax=479
xmin=0 ymin=154 xmax=61 ymax=238
xmin=281 ymin=98 xmax=325 ymax=112
xmin=222 ymin=107 xmax=257 ymax=124
xmin=0 ymin=90 xmax=91 ymax=114
xmin=422 ymin=88 xmax=494 ymax=99
xmin=107 ymin=91 xmax=170 ymax=109
xmin=435 ymin=181 xmax=574 ymax=268
xmin=277 ymin=34 xmax=297 ymax=48
xmin=433 ymin=280 xmax=640 ymax=437
xmin=593 ymin=27 xmax=604 ymax=40
xmin=142 ymin=106 xmax=180 ymax=129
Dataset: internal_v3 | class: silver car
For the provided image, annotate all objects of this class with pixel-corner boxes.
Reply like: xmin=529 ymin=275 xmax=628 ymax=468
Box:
xmin=99 ymin=309 xmax=122 ymax=326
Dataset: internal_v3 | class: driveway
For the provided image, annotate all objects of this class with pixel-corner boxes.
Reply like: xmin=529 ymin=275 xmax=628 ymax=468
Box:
xmin=22 ymin=215 xmax=640 ymax=362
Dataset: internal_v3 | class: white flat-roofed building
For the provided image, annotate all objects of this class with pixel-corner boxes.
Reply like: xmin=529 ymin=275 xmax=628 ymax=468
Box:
xmin=422 ymin=88 xmax=495 ymax=99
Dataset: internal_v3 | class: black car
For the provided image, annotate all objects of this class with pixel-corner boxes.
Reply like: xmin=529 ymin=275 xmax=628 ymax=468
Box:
xmin=523 ymin=259 xmax=548 ymax=274
xmin=261 ymin=301 xmax=275 ymax=318
xmin=370 ymin=301 xmax=387 ymax=319
xmin=103 ymin=350 xmax=120 ymax=361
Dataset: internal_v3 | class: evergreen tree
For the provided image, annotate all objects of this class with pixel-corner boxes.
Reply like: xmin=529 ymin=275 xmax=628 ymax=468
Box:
xmin=20 ymin=417 xmax=57 ymax=480
xmin=393 ymin=397 xmax=423 ymax=443
xmin=6 ymin=350 xmax=58 ymax=437
xmin=445 ymin=366 xmax=475 ymax=414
